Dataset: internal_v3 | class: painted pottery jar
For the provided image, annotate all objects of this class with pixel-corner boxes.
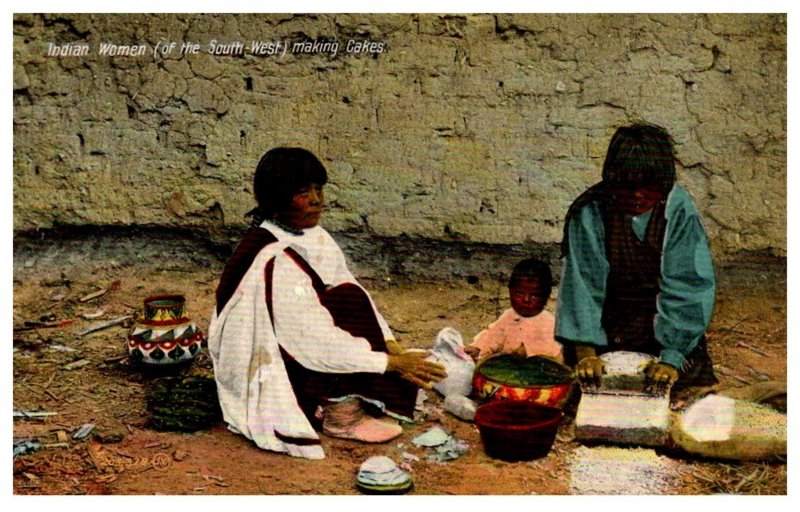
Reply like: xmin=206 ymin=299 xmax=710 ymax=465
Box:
xmin=127 ymin=294 xmax=203 ymax=365
xmin=472 ymin=354 xmax=575 ymax=409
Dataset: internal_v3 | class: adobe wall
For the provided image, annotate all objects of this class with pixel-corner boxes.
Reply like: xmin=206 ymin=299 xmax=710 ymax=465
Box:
xmin=13 ymin=13 xmax=787 ymax=261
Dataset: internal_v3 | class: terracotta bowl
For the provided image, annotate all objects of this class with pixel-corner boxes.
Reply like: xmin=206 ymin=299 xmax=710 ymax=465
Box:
xmin=475 ymin=400 xmax=564 ymax=461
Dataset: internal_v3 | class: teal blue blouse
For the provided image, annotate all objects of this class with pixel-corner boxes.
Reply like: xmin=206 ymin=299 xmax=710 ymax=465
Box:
xmin=555 ymin=184 xmax=716 ymax=369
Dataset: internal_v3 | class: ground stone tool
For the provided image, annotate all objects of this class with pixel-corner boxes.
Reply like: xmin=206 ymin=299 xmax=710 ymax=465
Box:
xmin=574 ymin=351 xmax=672 ymax=447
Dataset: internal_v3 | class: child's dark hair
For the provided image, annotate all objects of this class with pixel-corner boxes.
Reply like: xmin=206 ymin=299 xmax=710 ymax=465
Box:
xmin=509 ymin=257 xmax=552 ymax=296
xmin=245 ymin=147 xmax=328 ymax=226
xmin=601 ymin=123 xmax=676 ymax=193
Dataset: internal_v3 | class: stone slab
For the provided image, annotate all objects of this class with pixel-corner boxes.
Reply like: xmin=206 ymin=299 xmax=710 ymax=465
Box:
xmin=575 ymin=392 xmax=671 ymax=447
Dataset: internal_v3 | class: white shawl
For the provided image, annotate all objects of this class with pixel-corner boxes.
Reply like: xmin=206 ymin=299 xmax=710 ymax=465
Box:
xmin=208 ymin=241 xmax=325 ymax=459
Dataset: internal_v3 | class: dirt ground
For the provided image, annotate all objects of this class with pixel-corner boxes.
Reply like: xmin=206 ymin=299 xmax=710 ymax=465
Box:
xmin=11 ymin=236 xmax=787 ymax=495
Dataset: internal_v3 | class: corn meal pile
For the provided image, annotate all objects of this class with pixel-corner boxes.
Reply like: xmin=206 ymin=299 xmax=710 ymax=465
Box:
xmin=569 ymin=445 xmax=678 ymax=495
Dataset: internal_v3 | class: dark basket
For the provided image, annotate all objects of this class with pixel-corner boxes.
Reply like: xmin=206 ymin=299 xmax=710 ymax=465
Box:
xmin=146 ymin=376 xmax=222 ymax=432
xmin=474 ymin=400 xmax=564 ymax=462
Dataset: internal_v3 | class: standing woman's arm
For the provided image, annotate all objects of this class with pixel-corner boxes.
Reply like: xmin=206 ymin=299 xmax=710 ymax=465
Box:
xmin=555 ymin=201 xmax=611 ymax=349
xmin=655 ymin=186 xmax=716 ymax=370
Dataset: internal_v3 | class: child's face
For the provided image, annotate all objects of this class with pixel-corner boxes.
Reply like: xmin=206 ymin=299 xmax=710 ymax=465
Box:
xmin=609 ymin=182 xmax=663 ymax=216
xmin=509 ymin=278 xmax=549 ymax=318
xmin=275 ymin=182 xmax=324 ymax=230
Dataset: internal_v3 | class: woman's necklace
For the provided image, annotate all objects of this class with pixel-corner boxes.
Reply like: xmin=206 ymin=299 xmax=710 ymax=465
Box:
xmin=268 ymin=218 xmax=304 ymax=236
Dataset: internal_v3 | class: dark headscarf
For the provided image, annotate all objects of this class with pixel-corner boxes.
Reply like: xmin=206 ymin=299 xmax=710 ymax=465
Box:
xmin=560 ymin=123 xmax=676 ymax=257
xmin=601 ymin=123 xmax=676 ymax=191
xmin=245 ymin=147 xmax=328 ymax=227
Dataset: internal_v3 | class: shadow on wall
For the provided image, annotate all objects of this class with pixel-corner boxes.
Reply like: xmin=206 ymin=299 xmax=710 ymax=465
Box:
xmin=12 ymin=225 xmax=786 ymax=294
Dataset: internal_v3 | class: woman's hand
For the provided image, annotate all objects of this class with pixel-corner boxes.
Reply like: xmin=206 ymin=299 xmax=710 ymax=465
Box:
xmin=575 ymin=344 xmax=604 ymax=389
xmin=644 ymin=361 xmax=679 ymax=395
xmin=387 ymin=352 xmax=447 ymax=390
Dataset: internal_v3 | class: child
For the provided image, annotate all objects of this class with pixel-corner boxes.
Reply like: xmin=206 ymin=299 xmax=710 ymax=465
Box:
xmin=465 ymin=258 xmax=563 ymax=363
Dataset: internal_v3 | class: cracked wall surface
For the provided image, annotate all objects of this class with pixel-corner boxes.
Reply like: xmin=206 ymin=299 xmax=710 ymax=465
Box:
xmin=13 ymin=13 xmax=786 ymax=257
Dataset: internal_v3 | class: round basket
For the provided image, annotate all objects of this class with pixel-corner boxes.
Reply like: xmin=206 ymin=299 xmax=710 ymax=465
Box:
xmin=474 ymin=400 xmax=563 ymax=461
xmin=472 ymin=354 xmax=575 ymax=409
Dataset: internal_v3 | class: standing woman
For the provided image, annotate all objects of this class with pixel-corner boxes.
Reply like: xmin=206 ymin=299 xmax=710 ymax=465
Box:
xmin=209 ymin=147 xmax=446 ymax=459
xmin=555 ymin=123 xmax=718 ymax=396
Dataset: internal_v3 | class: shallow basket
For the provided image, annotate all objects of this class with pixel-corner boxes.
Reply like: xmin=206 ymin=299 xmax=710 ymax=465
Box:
xmin=474 ymin=400 xmax=564 ymax=461
xmin=472 ymin=354 xmax=575 ymax=409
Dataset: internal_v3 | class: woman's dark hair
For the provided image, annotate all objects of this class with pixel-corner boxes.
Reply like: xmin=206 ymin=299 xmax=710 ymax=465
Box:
xmin=246 ymin=147 xmax=328 ymax=226
xmin=601 ymin=123 xmax=676 ymax=192
xmin=509 ymin=257 xmax=553 ymax=296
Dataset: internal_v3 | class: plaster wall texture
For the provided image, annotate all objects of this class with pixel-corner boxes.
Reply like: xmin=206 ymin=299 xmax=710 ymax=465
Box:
xmin=13 ymin=13 xmax=787 ymax=257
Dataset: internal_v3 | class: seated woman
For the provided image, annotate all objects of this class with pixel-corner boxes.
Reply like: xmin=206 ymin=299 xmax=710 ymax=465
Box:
xmin=208 ymin=147 xmax=446 ymax=459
